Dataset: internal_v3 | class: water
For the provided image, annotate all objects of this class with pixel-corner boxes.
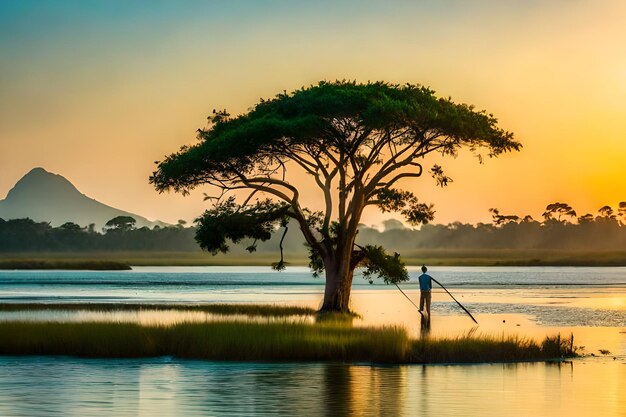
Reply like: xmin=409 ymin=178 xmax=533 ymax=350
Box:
xmin=0 ymin=357 xmax=623 ymax=417
xmin=1 ymin=266 xmax=624 ymax=328
xmin=0 ymin=266 xmax=625 ymax=416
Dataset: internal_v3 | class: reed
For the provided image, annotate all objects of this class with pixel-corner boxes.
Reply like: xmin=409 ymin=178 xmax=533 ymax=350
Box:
xmin=411 ymin=333 xmax=578 ymax=363
xmin=0 ymin=303 xmax=316 ymax=317
xmin=0 ymin=321 xmax=409 ymax=363
xmin=0 ymin=320 xmax=577 ymax=363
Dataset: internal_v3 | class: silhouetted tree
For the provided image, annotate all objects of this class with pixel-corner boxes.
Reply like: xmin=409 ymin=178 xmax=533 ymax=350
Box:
xmin=104 ymin=216 xmax=137 ymax=232
xmin=489 ymin=208 xmax=520 ymax=226
xmin=598 ymin=205 xmax=616 ymax=220
xmin=618 ymin=202 xmax=626 ymax=225
xmin=150 ymin=81 xmax=519 ymax=312
xmin=543 ymin=202 xmax=576 ymax=223
xmin=2 ymin=200 xmax=626 ymax=254
xmin=59 ymin=222 xmax=83 ymax=232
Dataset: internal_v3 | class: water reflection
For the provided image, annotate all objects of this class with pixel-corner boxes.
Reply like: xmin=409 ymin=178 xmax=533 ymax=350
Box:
xmin=0 ymin=357 xmax=623 ymax=416
xmin=420 ymin=312 xmax=431 ymax=336
xmin=0 ymin=309 xmax=316 ymax=326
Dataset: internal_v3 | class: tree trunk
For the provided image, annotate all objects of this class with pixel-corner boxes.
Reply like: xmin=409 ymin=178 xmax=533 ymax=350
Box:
xmin=317 ymin=197 xmax=364 ymax=313
xmin=320 ymin=258 xmax=355 ymax=313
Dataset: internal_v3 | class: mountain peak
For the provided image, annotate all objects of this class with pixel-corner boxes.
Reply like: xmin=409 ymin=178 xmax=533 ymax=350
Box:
xmin=25 ymin=167 xmax=49 ymax=175
xmin=5 ymin=167 xmax=79 ymax=201
xmin=0 ymin=167 xmax=164 ymax=229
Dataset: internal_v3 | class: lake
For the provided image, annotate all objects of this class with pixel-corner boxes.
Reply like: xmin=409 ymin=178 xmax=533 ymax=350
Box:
xmin=0 ymin=266 xmax=624 ymax=416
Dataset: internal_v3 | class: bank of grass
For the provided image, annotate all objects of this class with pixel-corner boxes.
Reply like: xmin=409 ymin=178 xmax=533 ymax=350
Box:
xmin=3 ymin=249 xmax=626 ymax=267
xmin=0 ymin=303 xmax=316 ymax=317
xmin=0 ymin=260 xmax=131 ymax=270
xmin=401 ymin=249 xmax=626 ymax=267
xmin=0 ymin=321 xmax=408 ymax=363
xmin=0 ymin=320 xmax=577 ymax=364
xmin=410 ymin=333 xmax=577 ymax=363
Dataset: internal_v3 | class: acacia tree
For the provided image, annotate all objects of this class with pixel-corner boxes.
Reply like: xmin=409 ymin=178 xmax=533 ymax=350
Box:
xmin=543 ymin=202 xmax=577 ymax=223
xmin=489 ymin=208 xmax=520 ymax=226
xmin=151 ymin=81 xmax=520 ymax=312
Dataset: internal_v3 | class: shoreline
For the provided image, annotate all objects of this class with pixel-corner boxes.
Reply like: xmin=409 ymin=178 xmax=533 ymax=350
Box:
xmin=3 ymin=255 xmax=626 ymax=270
xmin=0 ymin=303 xmax=578 ymax=364
xmin=3 ymin=248 xmax=626 ymax=270
xmin=0 ymin=320 xmax=577 ymax=365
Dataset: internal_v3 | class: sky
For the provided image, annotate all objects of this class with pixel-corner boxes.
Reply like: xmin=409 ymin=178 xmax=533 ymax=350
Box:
xmin=1 ymin=0 xmax=625 ymax=226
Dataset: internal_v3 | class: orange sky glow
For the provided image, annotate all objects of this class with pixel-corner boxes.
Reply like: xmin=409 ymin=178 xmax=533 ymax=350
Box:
xmin=1 ymin=1 xmax=625 ymax=226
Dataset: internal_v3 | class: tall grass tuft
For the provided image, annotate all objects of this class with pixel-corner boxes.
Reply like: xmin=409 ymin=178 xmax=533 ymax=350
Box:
xmin=0 ymin=320 xmax=577 ymax=363
xmin=411 ymin=333 xmax=578 ymax=363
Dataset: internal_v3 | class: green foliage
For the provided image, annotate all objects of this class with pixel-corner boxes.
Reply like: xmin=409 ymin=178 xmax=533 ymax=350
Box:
xmin=270 ymin=259 xmax=288 ymax=271
xmin=308 ymin=241 xmax=410 ymax=283
xmin=104 ymin=216 xmax=137 ymax=232
xmin=194 ymin=197 xmax=290 ymax=254
xmin=0 ymin=218 xmax=200 ymax=252
xmin=149 ymin=80 xmax=520 ymax=310
xmin=151 ymin=81 xmax=519 ymax=195
xmin=308 ymin=245 xmax=325 ymax=278
xmin=2 ymin=197 xmax=626 ymax=256
xmin=358 ymin=245 xmax=409 ymax=284
xmin=59 ymin=222 xmax=83 ymax=232
xmin=376 ymin=189 xmax=435 ymax=226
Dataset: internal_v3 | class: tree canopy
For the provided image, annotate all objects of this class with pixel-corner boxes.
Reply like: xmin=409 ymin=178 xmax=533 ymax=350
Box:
xmin=104 ymin=216 xmax=137 ymax=232
xmin=151 ymin=81 xmax=520 ymax=311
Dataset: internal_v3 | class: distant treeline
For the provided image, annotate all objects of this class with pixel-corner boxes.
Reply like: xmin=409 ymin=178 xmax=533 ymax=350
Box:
xmin=0 ymin=216 xmax=198 ymax=252
xmin=357 ymin=202 xmax=626 ymax=252
xmin=1 ymin=202 xmax=625 ymax=253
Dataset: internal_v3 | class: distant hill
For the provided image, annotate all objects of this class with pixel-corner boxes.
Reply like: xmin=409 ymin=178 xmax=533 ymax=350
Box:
xmin=0 ymin=167 xmax=166 ymax=229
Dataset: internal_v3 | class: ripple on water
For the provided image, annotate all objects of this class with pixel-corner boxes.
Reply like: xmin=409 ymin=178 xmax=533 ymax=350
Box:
xmin=0 ymin=357 xmax=624 ymax=417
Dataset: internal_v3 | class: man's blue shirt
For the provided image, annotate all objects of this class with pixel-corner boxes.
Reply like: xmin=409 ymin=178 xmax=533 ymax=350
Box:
xmin=418 ymin=273 xmax=432 ymax=291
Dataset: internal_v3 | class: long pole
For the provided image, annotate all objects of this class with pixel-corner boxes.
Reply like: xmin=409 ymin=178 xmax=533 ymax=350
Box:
xmin=431 ymin=277 xmax=478 ymax=325
xmin=394 ymin=283 xmax=423 ymax=317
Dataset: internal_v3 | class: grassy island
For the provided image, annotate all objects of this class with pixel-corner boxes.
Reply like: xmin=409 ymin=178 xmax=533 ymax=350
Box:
xmin=0 ymin=304 xmax=577 ymax=364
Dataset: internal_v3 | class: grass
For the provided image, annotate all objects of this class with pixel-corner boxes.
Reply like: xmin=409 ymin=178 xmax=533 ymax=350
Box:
xmin=0 ymin=260 xmax=131 ymax=270
xmin=401 ymin=249 xmax=626 ymax=267
xmin=3 ymin=249 xmax=626 ymax=267
xmin=0 ymin=252 xmax=292 ymax=267
xmin=0 ymin=321 xmax=409 ymax=363
xmin=0 ymin=303 xmax=316 ymax=317
xmin=0 ymin=320 xmax=577 ymax=364
xmin=410 ymin=333 xmax=578 ymax=363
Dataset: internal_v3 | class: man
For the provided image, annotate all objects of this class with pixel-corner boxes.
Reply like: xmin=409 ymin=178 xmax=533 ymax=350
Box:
xmin=418 ymin=265 xmax=433 ymax=315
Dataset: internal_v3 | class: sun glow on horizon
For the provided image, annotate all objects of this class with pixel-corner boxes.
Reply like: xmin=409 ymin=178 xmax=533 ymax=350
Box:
xmin=1 ymin=1 xmax=625 ymax=226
